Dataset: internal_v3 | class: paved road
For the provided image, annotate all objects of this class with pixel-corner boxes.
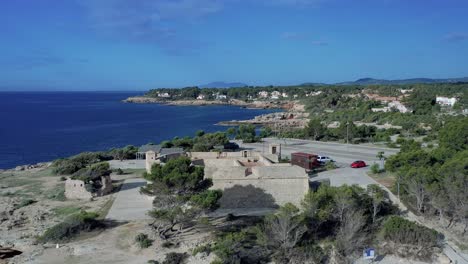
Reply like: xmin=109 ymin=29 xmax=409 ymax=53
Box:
xmin=106 ymin=178 xmax=153 ymax=221
xmin=238 ymin=138 xmax=399 ymax=166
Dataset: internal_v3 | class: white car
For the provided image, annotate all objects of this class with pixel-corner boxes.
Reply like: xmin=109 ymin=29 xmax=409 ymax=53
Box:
xmin=317 ymin=156 xmax=334 ymax=164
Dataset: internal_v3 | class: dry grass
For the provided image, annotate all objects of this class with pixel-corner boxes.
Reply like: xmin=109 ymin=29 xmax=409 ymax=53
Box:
xmin=367 ymin=171 xmax=396 ymax=189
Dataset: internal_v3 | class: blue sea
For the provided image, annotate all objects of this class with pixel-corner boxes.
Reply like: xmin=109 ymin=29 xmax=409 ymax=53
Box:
xmin=0 ymin=92 xmax=278 ymax=169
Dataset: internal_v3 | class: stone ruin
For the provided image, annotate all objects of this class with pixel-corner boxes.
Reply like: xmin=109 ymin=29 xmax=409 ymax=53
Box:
xmin=64 ymin=175 xmax=113 ymax=200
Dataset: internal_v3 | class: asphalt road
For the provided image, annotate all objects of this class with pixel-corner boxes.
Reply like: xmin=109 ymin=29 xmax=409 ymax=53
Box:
xmin=237 ymin=138 xmax=399 ymax=166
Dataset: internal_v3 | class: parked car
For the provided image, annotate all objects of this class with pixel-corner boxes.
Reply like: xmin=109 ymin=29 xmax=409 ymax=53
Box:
xmin=351 ymin=160 xmax=366 ymax=168
xmin=317 ymin=156 xmax=334 ymax=164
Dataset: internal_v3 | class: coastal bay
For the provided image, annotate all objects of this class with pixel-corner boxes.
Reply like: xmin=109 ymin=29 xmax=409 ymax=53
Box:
xmin=0 ymin=92 xmax=279 ymax=169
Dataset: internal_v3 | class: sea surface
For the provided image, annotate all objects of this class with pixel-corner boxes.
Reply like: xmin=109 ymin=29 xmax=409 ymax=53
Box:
xmin=0 ymin=92 xmax=278 ymax=169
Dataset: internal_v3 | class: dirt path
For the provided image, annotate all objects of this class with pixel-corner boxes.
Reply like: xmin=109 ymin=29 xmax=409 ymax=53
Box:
xmin=105 ymin=178 xmax=153 ymax=221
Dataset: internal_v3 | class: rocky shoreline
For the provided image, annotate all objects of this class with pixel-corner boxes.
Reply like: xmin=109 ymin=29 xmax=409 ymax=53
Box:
xmin=217 ymin=111 xmax=309 ymax=130
xmin=123 ymin=96 xmax=304 ymax=111
xmin=123 ymin=96 xmax=309 ymax=130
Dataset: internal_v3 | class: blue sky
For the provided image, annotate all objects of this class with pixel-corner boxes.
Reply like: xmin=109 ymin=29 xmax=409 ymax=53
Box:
xmin=1 ymin=0 xmax=467 ymax=90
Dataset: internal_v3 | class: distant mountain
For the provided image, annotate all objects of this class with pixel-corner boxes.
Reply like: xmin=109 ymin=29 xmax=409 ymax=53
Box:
xmin=337 ymin=77 xmax=468 ymax=85
xmin=199 ymin=82 xmax=248 ymax=88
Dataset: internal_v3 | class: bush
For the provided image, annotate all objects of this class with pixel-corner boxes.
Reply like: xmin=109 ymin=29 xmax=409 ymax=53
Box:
xmin=115 ymin=168 xmax=124 ymax=175
xmin=324 ymin=162 xmax=337 ymax=170
xmin=381 ymin=216 xmax=440 ymax=248
xmin=192 ymin=243 xmax=212 ymax=256
xmin=370 ymin=163 xmax=381 ymax=174
xmin=162 ymin=241 xmax=175 ymax=248
xmin=38 ymin=211 xmax=103 ymax=243
xmin=190 ymin=189 xmax=222 ymax=210
xmin=135 ymin=233 xmax=153 ymax=248
xmin=47 ymin=185 xmax=66 ymax=201
xmin=14 ymin=199 xmax=36 ymax=210
xmin=52 ymin=152 xmax=111 ymax=175
xmin=162 ymin=252 xmax=188 ymax=264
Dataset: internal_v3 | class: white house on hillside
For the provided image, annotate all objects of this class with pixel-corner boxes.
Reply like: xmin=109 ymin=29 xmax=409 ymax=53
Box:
xmin=271 ymin=91 xmax=281 ymax=99
xmin=388 ymin=101 xmax=410 ymax=113
xmin=196 ymin=94 xmax=206 ymax=100
xmin=215 ymin=93 xmax=227 ymax=100
xmin=436 ymin=96 xmax=457 ymax=106
xmin=158 ymin=92 xmax=170 ymax=98
xmin=282 ymin=92 xmax=289 ymax=98
xmin=307 ymin=91 xmax=322 ymax=97
xmin=258 ymin=91 xmax=269 ymax=98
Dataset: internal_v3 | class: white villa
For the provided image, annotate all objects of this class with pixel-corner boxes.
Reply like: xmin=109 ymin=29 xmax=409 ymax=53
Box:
xmin=271 ymin=91 xmax=281 ymax=99
xmin=307 ymin=91 xmax=322 ymax=97
xmin=157 ymin=92 xmax=170 ymax=98
xmin=436 ymin=96 xmax=457 ymax=106
xmin=281 ymin=92 xmax=289 ymax=98
xmin=258 ymin=91 xmax=269 ymax=98
xmin=388 ymin=101 xmax=410 ymax=113
xmin=196 ymin=94 xmax=206 ymax=100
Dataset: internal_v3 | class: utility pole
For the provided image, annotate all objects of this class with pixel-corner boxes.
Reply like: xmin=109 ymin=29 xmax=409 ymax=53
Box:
xmin=346 ymin=121 xmax=349 ymax=144
xmin=397 ymin=175 xmax=400 ymax=200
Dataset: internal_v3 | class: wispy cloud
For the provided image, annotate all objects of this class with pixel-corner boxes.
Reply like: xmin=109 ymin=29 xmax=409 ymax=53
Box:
xmin=311 ymin=40 xmax=329 ymax=46
xmin=280 ymin=32 xmax=329 ymax=46
xmin=281 ymin=31 xmax=306 ymax=40
xmin=262 ymin=0 xmax=323 ymax=7
xmin=78 ymin=0 xmax=224 ymax=54
xmin=1 ymin=50 xmax=87 ymax=70
xmin=444 ymin=32 xmax=468 ymax=42
xmin=78 ymin=0 xmax=327 ymax=55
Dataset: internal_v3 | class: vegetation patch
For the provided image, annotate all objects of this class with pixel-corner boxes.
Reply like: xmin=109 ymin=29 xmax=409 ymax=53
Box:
xmin=13 ymin=199 xmax=36 ymax=210
xmin=52 ymin=206 xmax=82 ymax=217
xmin=47 ymin=183 xmax=66 ymax=201
xmin=380 ymin=216 xmax=440 ymax=260
xmin=135 ymin=233 xmax=153 ymax=249
xmin=38 ymin=211 xmax=104 ymax=243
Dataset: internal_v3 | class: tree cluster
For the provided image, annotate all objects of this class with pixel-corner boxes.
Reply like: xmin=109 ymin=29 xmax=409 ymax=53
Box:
xmin=141 ymin=157 xmax=222 ymax=240
xmin=202 ymin=184 xmax=439 ymax=264
xmin=385 ymin=116 xmax=468 ymax=235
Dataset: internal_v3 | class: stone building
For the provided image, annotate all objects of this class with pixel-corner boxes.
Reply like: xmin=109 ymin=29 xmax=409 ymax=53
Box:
xmin=189 ymin=148 xmax=308 ymax=209
xmin=145 ymin=148 xmax=185 ymax=173
xmin=64 ymin=175 xmax=113 ymax=200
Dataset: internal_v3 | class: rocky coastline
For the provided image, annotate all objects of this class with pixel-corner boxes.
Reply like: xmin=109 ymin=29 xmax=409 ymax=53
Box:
xmin=123 ymin=96 xmax=303 ymax=111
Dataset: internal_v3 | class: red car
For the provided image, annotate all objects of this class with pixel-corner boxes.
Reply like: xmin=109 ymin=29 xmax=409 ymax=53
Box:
xmin=351 ymin=160 xmax=367 ymax=168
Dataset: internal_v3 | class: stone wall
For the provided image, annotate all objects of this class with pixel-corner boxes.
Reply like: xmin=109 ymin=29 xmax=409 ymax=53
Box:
xmin=212 ymin=177 xmax=309 ymax=208
xmin=64 ymin=179 xmax=93 ymax=200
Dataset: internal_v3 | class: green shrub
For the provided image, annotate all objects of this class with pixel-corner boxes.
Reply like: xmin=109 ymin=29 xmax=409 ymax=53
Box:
xmin=14 ymin=199 xmax=36 ymax=210
xmin=115 ymin=168 xmax=124 ymax=175
xmin=135 ymin=233 xmax=153 ymax=248
xmin=162 ymin=252 xmax=188 ymax=264
xmin=47 ymin=185 xmax=66 ymax=201
xmin=324 ymin=162 xmax=337 ymax=170
xmin=190 ymin=190 xmax=222 ymax=210
xmin=38 ymin=211 xmax=103 ymax=243
xmin=161 ymin=241 xmax=175 ymax=248
xmin=370 ymin=163 xmax=381 ymax=174
xmin=381 ymin=216 xmax=439 ymax=248
xmin=192 ymin=243 xmax=212 ymax=256
xmin=53 ymin=152 xmax=111 ymax=175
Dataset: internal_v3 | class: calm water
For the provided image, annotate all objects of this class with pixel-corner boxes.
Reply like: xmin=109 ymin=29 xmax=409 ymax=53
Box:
xmin=0 ymin=92 xmax=277 ymax=169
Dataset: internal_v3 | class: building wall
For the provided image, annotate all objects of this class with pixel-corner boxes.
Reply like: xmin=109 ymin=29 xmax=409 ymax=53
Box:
xmin=65 ymin=179 xmax=93 ymax=200
xmin=206 ymin=160 xmax=309 ymax=208
xmin=212 ymin=177 xmax=309 ymax=208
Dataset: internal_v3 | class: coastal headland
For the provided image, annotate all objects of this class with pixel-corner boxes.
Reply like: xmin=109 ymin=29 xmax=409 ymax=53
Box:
xmin=124 ymin=96 xmax=309 ymax=129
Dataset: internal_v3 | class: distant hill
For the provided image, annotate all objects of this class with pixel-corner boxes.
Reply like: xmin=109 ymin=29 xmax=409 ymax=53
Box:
xmin=336 ymin=77 xmax=468 ymax=85
xmin=199 ymin=82 xmax=248 ymax=88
